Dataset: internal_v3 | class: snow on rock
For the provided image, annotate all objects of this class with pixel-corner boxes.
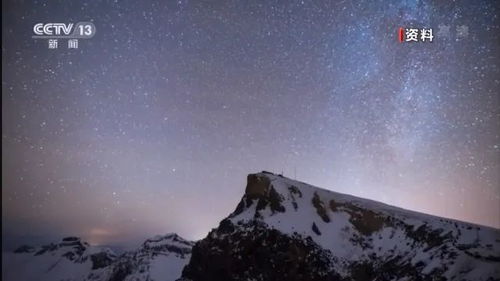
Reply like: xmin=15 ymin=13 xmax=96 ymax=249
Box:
xmin=87 ymin=233 xmax=194 ymax=281
xmin=2 ymin=237 xmax=116 ymax=281
xmin=2 ymin=234 xmax=194 ymax=281
xmin=182 ymin=171 xmax=500 ymax=281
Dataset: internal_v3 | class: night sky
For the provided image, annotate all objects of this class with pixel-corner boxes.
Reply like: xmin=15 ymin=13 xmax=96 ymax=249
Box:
xmin=2 ymin=0 xmax=499 ymax=247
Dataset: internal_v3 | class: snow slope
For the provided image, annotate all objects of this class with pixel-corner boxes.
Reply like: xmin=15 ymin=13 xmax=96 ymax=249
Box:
xmin=182 ymin=171 xmax=500 ymax=281
xmin=2 ymin=237 xmax=116 ymax=281
xmin=86 ymin=233 xmax=194 ymax=281
xmin=2 ymin=234 xmax=193 ymax=281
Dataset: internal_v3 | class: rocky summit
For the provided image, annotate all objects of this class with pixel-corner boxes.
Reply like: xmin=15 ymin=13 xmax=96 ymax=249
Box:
xmin=181 ymin=172 xmax=500 ymax=281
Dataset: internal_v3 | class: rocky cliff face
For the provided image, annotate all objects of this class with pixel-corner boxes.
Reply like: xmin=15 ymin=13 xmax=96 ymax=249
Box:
xmin=181 ymin=172 xmax=500 ymax=281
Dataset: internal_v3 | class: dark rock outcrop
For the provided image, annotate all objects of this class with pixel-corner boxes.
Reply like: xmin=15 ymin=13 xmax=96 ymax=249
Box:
xmin=182 ymin=220 xmax=341 ymax=281
xmin=181 ymin=172 xmax=500 ymax=281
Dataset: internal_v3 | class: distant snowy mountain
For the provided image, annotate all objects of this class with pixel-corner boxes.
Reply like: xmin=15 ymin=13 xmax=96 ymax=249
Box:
xmin=2 ymin=234 xmax=194 ymax=281
xmin=3 ymin=236 xmax=117 ymax=281
xmin=181 ymin=172 xmax=500 ymax=281
xmin=87 ymin=233 xmax=194 ymax=281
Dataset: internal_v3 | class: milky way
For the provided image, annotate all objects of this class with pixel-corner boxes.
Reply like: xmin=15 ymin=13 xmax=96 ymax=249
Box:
xmin=2 ymin=0 xmax=499 ymax=247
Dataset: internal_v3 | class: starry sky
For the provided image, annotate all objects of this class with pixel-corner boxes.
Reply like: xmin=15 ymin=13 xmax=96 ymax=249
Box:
xmin=2 ymin=0 xmax=499 ymax=247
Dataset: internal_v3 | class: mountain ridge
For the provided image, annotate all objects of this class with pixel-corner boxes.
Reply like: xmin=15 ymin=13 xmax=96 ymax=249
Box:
xmin=181 ymin=171 xmax=500 ymax=281
xmin=3 ymin=234 xmax=194 ymax=281
xmin=244 ymin=171 xmax=499 ymax=230
xmin=3 ymin=171 xmax=499 ymax=281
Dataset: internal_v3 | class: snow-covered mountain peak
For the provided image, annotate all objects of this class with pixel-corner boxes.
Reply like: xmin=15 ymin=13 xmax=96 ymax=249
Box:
xmin=13 ymin=236 xmax=116 ymax=265
xmin=231 ymin=172 xmax=499 ymax=243
xmin=182 ymin=171 xmax=500 ymax=280
xmin=143 ymin=233 xmax=194 ymax=253
xmin=5 ymin=237 xmax=117 ymax=281
xmin=86 ymin=233 xmax=194 ymax=281
xmin=4 ymin=233 xmax=193 ymax=281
